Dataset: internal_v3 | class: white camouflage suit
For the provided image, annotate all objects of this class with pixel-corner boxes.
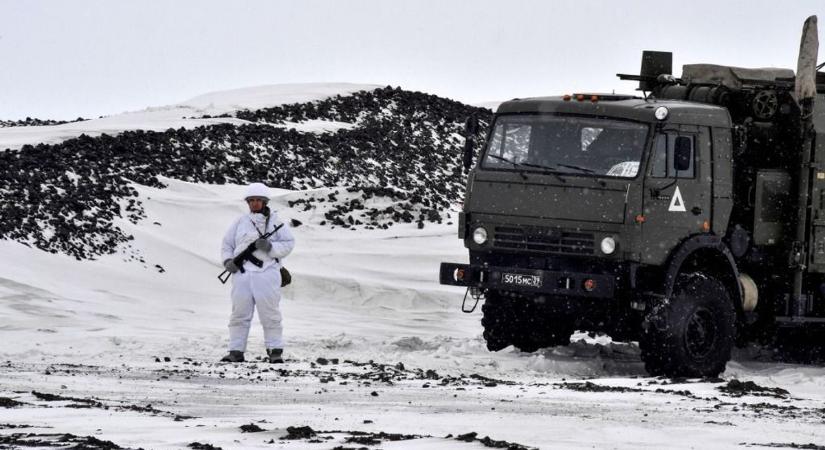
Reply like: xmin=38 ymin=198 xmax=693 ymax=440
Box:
xmin=221 ymin=209 xmax=295 ymax=352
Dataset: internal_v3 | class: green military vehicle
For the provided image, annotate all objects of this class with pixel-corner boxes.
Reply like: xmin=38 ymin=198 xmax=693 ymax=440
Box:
xmin=440 ymin=16 xmax=823 ymax=377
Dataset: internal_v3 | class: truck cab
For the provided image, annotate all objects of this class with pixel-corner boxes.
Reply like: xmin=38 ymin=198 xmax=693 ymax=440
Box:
xmin=442 ymin=95 xmax=738 ymax=371
xmin=440 ymin=16 xmax=823 ymax=377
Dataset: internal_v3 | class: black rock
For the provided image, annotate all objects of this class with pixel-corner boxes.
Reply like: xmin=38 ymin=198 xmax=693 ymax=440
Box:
xmin=239 ymin=423 xmax=265 ymax=433
xmin=280 ymin=425 xmax=317 ymax=440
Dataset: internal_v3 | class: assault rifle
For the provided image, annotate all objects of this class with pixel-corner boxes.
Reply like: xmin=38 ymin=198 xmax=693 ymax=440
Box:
xmin=218 ymin=223 xmax=284 ymax=284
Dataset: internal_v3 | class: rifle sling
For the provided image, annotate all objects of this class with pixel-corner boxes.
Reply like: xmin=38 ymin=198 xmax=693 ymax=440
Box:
xmin=246 ymin=254 xmax=264 ymax=267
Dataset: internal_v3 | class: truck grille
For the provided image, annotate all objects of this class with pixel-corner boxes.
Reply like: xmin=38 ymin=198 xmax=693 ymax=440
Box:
xmin=493 ymin=226 xmax=595 ymax=255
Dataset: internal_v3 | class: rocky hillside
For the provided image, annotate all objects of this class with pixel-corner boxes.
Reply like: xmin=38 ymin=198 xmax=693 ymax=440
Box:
xmin=0 ymin=86 xmax=492 ymax=260
xmin=0 ymin=117 xmax=86 ymax=128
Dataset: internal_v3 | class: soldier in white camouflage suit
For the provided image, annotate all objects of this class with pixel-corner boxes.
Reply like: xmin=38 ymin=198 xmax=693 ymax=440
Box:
xmin=220 ymin=182 xmax=295 ymax=363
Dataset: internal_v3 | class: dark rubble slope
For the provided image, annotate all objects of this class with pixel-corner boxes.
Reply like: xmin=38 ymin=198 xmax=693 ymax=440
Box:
xmin=0 ymin=86 xmax=492 ymax=260
xmin=0 ymin=117 xmax=87 ymax=127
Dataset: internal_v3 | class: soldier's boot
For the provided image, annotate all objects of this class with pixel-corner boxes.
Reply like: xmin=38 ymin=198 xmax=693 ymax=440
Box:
xmin=267 ymin=348 xmax=284 ymax=364
xmin=220 ymin=350 xmax=245 ymax=363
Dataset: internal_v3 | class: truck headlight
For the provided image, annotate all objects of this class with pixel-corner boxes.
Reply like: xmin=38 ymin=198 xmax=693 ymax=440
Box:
xmin=600 ymin=237 xmax=616 ymax=255
xmin=472 ymin=226 xmax=488 ymax=245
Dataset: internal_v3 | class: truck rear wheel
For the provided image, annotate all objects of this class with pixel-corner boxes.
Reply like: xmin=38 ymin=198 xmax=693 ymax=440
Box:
xmin=640 ymin=273 xmax=735 ymax=377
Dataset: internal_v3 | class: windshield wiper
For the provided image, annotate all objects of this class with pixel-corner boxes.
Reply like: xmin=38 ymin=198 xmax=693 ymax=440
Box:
xmin=487 ymin=155 xmax=569 ymax=183
xmin=555 ymin=163 xmax=596 ymax=174
xmin=518 ymin=162 xmax=567 ymax=183
xmin=486 ymin=154 xmax=528 ymax=180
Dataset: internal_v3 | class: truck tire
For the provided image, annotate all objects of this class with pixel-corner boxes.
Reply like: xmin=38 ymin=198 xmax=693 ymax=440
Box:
xmin=482 ymin=292 xmax=573 ymax=353
xmin=511 ymin=313 xmax=543 ymax=353
xmin=640 ymin=272 xmax=735 ymax=377
xmin=481 ymin=291 xmax=513 ymax=351
xmin=512 ymin=314 xmax=574 ymax=352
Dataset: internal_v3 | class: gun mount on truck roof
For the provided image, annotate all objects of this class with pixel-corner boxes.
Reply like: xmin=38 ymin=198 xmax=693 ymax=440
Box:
xmin=441 ymin=16 xmax=823 ymax=377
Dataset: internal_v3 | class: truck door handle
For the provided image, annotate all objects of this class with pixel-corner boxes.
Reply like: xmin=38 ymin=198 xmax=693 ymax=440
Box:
xmin=691 ymin=207 xmax=702 ymax=215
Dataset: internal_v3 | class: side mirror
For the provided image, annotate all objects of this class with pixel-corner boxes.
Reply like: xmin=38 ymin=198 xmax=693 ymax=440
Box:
xmin=463 ymin=116 xmax=479 ymax=171
xmin=673 ymin=136 xmax=692 ymax=172
xmin=465 ymin=116 xmax=479 ymax=135
xmin=463 ymin=139 xmax=474 ymax=170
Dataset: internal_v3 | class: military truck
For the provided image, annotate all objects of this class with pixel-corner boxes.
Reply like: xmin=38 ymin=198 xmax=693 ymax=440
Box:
xmin=440 ymin=16 xmax=823 ymax=377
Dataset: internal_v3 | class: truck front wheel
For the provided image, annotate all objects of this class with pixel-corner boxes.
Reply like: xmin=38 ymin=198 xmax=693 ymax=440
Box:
xmin=481 ymin=291 xmax=574 ymax=353
xmin=481 ymin=291 xmax=513 ymax=351
xmin=511 ymin=312 xmax=574 ymax=352
xmin=640 ymin=273 xmax=736 ymax=377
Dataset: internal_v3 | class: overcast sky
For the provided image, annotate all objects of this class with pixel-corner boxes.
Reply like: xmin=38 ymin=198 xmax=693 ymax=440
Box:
xmin=0 ymin=0 xmax=821 ymax=119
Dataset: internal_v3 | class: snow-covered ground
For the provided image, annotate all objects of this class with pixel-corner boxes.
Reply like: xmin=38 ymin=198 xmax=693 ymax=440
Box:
xmin=3 ymin=85 xmax=825 ymax=449
xmin=4 ymin=178 xmax=825 ymax=449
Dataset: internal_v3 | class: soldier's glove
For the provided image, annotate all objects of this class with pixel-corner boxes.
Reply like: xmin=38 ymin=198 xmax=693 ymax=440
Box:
xmin=223 ymin=259 xmax=240 ymax=274
xmin=255 ymin=238 xmax=272 ymax=252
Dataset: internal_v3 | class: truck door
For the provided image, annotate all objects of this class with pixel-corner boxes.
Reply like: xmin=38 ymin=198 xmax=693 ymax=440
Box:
xmin=641 ymin=126 xmax=713 ymax=265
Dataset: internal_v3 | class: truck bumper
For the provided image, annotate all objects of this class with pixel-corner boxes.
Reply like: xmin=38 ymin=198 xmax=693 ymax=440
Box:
xmin=439 ymin=262 xmax=615 ymax=299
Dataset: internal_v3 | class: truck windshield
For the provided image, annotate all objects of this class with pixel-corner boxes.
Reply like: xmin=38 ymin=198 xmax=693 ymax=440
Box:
xmin=481 ymin=115 xmax=649 ymax=178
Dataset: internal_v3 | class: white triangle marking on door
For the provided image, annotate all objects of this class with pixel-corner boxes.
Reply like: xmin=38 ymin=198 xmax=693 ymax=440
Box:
xmin=669 ymin=186 xmax=686 ymax=212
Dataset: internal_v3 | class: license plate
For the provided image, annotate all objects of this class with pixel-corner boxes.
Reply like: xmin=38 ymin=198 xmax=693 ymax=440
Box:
xmin=501 ymin=272 xmax=542 ymax=288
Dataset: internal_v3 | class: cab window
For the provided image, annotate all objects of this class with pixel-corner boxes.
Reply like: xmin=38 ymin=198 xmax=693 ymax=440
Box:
xmin=482 ymin=115 xmax=648 ymax=178
xmin=651 ymin=133 xmax=695 ymax=178
xmin=486 ymin=122 xmax=531 ymax=164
